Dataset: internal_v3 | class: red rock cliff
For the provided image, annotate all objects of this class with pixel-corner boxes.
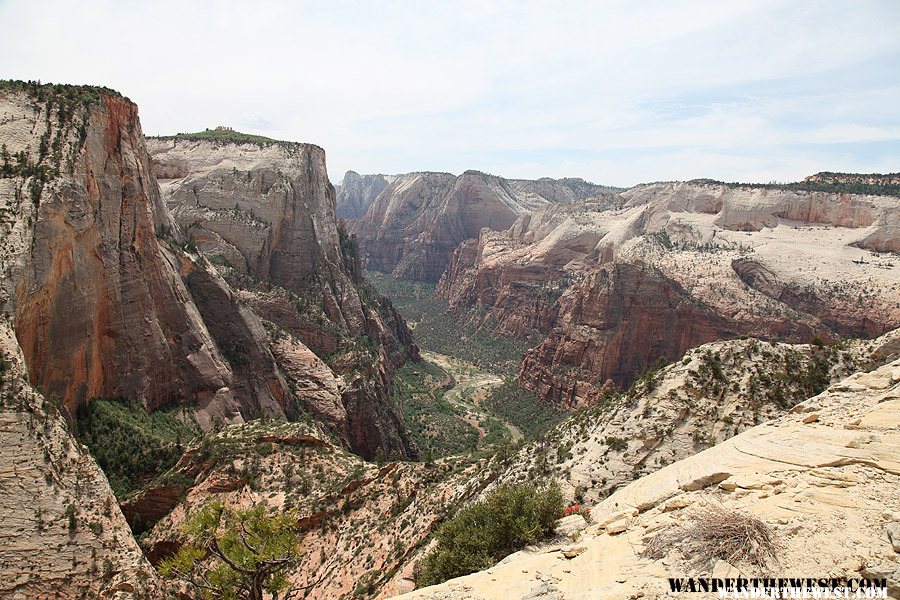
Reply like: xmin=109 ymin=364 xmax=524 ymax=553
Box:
xmin=1 ymin=85 xmax=238 ymax=421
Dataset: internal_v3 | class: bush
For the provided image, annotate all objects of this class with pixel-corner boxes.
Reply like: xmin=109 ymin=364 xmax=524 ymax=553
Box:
xmin=414 ymin=481 xmax=563 ymax=587
xmin=605 ymin=436 xmax=628 ymax=451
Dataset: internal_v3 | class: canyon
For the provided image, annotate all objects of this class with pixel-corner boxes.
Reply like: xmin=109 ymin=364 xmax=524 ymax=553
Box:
xmin=435 ymin=181 xmax=900 ymax=407
xmin=0 ymin=79 xmax=898 ymax=600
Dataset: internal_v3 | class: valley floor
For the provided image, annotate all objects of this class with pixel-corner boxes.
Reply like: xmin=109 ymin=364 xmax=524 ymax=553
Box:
xmin=422 ymin=350 xmax=523 ymax=443
xmin=368 ymin=270 xmax=562 ymax=457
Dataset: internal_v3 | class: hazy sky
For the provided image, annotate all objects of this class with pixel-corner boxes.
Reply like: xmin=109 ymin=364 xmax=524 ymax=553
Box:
xmin=2 ymin=0 xmax=899 ymax=186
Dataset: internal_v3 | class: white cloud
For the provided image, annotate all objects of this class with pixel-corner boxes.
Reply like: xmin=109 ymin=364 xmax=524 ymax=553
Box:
xmin=1 ymin=0 xmax=898 ymax=185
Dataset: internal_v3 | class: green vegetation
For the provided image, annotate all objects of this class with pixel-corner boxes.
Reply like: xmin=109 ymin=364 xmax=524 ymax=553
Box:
xmin=75 ymin=398 xmax=198 ymax=497
xmin=0 ymin=79 xmax=124 ymax=104
xmin=691 ymin=175 xmax=900 ymax=198
xmin=393 ymin=360 xmax=482 ymax=457
xmin=414 ymin=481 xmax=563 ymax=587
xmin=483 ymin=378 xmax=565 ymax=439
xmin=368 ymin=270 xmax=564 ymax=454
xmin=152 ymin=127 xmax=287 ymax=146
xmin=365 ymin=271 xmax=532 ymax=374
xmin=160 ymin=501 xmax=304 ymax=600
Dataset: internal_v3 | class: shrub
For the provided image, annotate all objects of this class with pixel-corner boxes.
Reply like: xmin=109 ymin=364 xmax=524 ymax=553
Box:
xmin=414 ymin=481 xmax=563 ymax=587
xmin=605 ymin=436 xmax=628 ymax=451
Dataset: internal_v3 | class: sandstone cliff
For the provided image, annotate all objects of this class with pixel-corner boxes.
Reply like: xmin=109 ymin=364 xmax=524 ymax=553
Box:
xmin=0 ymin=82 xmax=173 ymax=598
xmin=349 ymin=170 xmax=617 ymax=282
xmin=0 ymin=322 xmax=164 ymax=598
xmin=335 ymin=170 xmax=392 ymax=220
xmin=439 ymin=181 xmax=900 ymax=405
xmin=0 ymin=82 xmax=242 ymax=426
xmin=399 ymin=346 xmax=900 ymax=600
xmin=147 ymin=134 xmax=420 ymax=458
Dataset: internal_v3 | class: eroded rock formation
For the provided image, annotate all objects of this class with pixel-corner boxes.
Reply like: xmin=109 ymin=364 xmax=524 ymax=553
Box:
xmin=349 ymin=170 xmax=617 ymax=282
xmin=147 ymin=135 xmax=420 ymax=458
xmin=439 ymin=181 xmax=900 ymax=405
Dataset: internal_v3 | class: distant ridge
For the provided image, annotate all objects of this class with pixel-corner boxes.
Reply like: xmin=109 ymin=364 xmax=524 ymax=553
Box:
xmin=686 ymin=172 xmax=900 ymax=198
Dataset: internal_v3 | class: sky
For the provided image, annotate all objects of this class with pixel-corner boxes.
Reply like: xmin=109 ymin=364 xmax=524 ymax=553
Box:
xmin=1 ymin=0 xmax=899 ymax=187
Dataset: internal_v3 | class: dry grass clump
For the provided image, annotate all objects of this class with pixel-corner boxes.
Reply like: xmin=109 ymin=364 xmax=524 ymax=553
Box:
xmin=642 ymin=504 xmax=776 ymax=569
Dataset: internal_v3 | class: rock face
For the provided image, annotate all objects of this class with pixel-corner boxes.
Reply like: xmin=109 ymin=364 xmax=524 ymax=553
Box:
xmin=147 ymin=135 xmax=420 ymax=459
xmin=439 ymin=181 xmax=900 ymax=405
xmin=399 ymin=349 xmax=900 ymax=600
xmin=335 ymin=170 xmax=391 ymax=219
xmin=0 ymin=324 xmax=164 ymax=598
xmin=519 ymin=264 xmax=744 ymax=408
xmin=349 ymin=170 xmax=617 ymax=282
xmin=0 ymin=83 xmax=241 ymax=424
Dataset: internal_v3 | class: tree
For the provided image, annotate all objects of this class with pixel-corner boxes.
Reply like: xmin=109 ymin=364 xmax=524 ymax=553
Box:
xmin=160 ymin=501 xmax=303 ymax=600
xmin=414 ymin=481 xmax=563 ymax=587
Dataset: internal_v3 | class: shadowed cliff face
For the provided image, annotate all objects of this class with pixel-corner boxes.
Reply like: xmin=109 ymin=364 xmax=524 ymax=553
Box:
xmin=349 ymin=170 xmax=617 ymax=282
xmin=335 ymin=170 xmax=391 ymax=220
xmin=147 ymin=136 xmax=420 ymax=459
xmin=439 ymin=182 xmax=900 ymax=406
xmin=1 ymin=87 xmax=242 ymax=423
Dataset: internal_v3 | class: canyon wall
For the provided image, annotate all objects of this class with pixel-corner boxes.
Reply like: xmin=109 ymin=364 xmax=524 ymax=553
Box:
xmin=147 ymin=135 xmax=420 ymax=459
xmin=0 ymin=82 xmax=167 ymax=598
xmin=439 ymin=181 xmax=900 ymax=407
xmin=349 ymin=170 xmax=617 ymax=282
xmin=0 ymin=84 xmax=243 ymax=425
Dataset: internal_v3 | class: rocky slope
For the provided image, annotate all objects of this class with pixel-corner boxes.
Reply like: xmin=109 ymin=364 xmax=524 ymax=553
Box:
xmin=399 ymin=345 xmax=900 ymax=600
xmin=147 ymin=133 xmax=420 ymax=459
xmin=349 ymin=170 xmax=617 ymax=282
xmin=0 ymin=83 xmax=244 ymax=425
xmin=439 ymin=181 xmax=900 ymax=406
xmin=0 ymin=323 xmax=164 ymax=598
xmin=136 ymin=420 xmax=505 ymax=599
xmin=499 ymin=330 xmax=900 ymax=505
xmin=335 ymin=170 xmax=393 ymax=220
